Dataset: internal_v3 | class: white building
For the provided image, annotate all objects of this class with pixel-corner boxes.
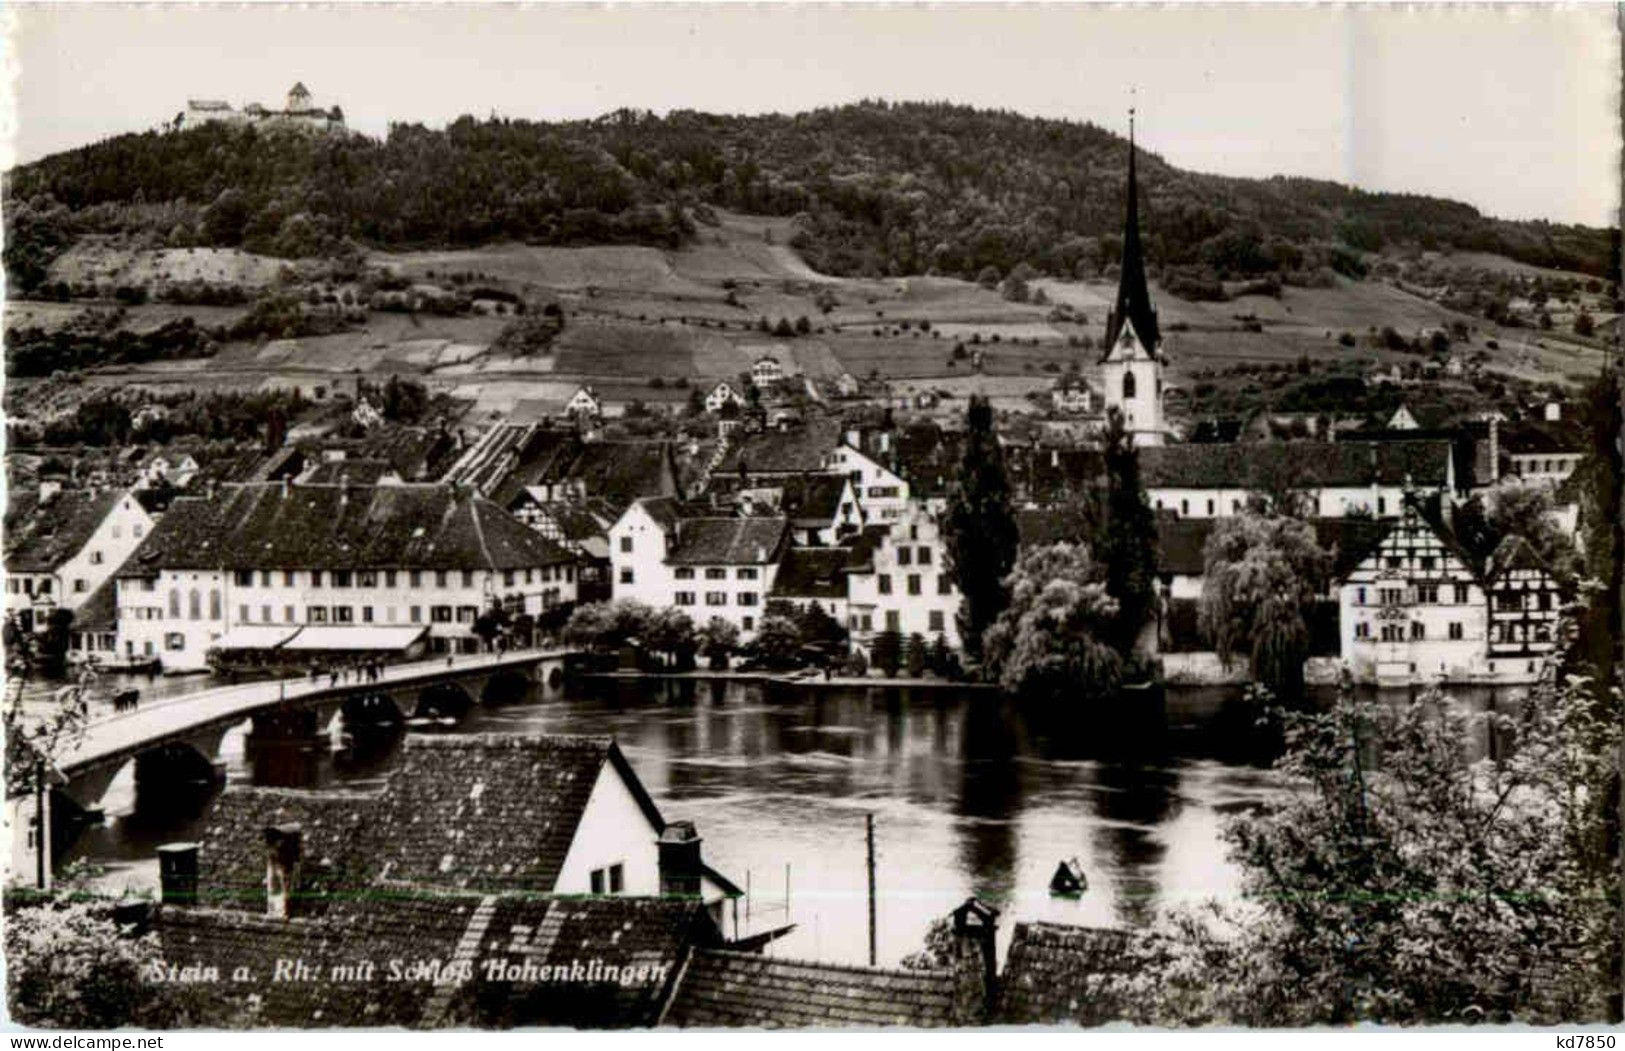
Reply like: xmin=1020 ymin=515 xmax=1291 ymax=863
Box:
xmin=1098 ymin=118 xmax=1170 ymax=448
xmin=609 ymin=498 xmax=788 ymax=638
xmin=846 ymin=503 xmax=961 ymax=651
xmin=704 ymin=381 xmax=745 ymax=414
xmin=113 ymin=483 xmax=577 ymax=672
xmin=825 ymin=439 xmax=911 ymax=521
xmin=564 ymin=386 xmax=603 ymax=421
xmin=750 ymin=355 xmax=786 ymax=388
xmin=4 ymin=487 xmax=156 ymax=634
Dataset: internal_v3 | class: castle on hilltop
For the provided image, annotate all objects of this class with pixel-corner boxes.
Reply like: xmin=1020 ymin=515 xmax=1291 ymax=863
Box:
xmin=174 ymin=82 xmax=344 ymax=133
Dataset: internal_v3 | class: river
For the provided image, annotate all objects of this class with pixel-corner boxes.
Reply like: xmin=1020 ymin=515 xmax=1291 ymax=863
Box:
xmin=46 ymin=672 xmax=1514 ymax=967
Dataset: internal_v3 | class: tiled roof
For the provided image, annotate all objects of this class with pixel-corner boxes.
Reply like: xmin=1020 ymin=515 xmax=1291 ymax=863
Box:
xmin=120 ymin=484 xmax=573 ymax=574
xmin=779 ymin=474 xmax=850 ymax=523
xmin=1139 ymin=440 xmax=1452 ymax=490
xmin=192 ymin=735 xmax=669 ymax=906
xmin=667 ymin=518 xmax=788 ymax=566
xmin=715 ymin=422 xmax=841 ymax=476
xmin=71 ymin=577 xmax=119 ymax=632
xmin=555 ymin=442 xmax=678 ymax=511
xmin=299 ymin=459 xmax=398 ymax=486
xmin=771 ymin=547 xmax=854 ymax=600
xmin=3 ymin=489 xmax=122 ymax=573
xmin=663 ymin=949 xmax=960 ymax=1028
xmin=996 ymin=921 xmax=1139 ymax=1026
xmin=1015 ymin=509 xmax=1090 ymax=550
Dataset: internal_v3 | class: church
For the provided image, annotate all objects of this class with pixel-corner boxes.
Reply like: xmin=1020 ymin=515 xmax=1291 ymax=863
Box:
xmin=1099 ymin=113 xmax=1170 ymax=448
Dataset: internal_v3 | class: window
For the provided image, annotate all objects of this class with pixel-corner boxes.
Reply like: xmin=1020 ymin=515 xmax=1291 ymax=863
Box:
xmin=238 ymin=604 xmax=250 ymax=623
xmin=908 ymin=574 xmax=922 ymax=596
xmin=898 ymin=547 xmax=912 ymax=566
xmin=886 ymin=610 xmax=901 ymax=632
xmin=457 ymin=606 xmax=478 ymax=623
xmin=312 ymin=570 xmax=324 ymax=587
xmin=918 ymin=547 xmax=932 ymax=565
xmin=706 ymin=592 xmax=727 ymax=606
xmin=860 ymin=615 xmax=873 ymax=632
xmin=411 ymin=606 xmax=423 ymax=623
xmin=1377 ymin=497 xmax=1388 ymax=516
xmin=386 ymin=571 xmax=398 ymax=588
xmin=1180 ymin=499 xmax=1189 ymax=516
xmin=1411 ymin=622 xmax=1426 ymax=640
xmin=1454 ymin=583 xmax=1470 ymax=604
xmin=362 ymin=606 xmax=374 ymax=623
xmin=620 ymin=568 xmax=634 ymax=585
xmin=308 ymin=606 xmax=329 ymax=623
xmin=1357 ymin=587 xmax=1367 ymax=605
xmin=1123 ymin=371 xmax=1137 ymax=399
xmin=674 ymin=568 xmax=695 ymax=580
xmin=334 ymin=570 xmax=352 ymax=588
xmin=89 ymin=551 xmax=103 ymax=566
xmin=1448 ymin=622 xmax=1464 ymax=640
xmin=1386 ymin=557 xmax=1402 ymax=570
xmin=1355 ymin=622 xmax=1370 ymax=639
xmin=234 ymin=570 xmax=254 ymax=587
xmin=435 ymin=571 xmax=449 ymax=588
xmin=938 ymin=576 xmax=952 ymax=595
xmin=1206 ymin=500 xmax=1215 ymax=516
xmin=134 ymin=524 xmax=143 ymax=538
xmin=526 ymin=569 xmax=534 ymax=585
xmin=1420 ymin=557 xmax=1435 ymax=571
xmin=410 ymin=570 xmax=423 ymax=587
xmin=261 ymin=604 xmax=271 ymax=623
xmin=169 ymin=590 xmax=181 ymax=618
xmin=209 ymin=590 xmax=221 ymax=620
xmin=431 ymin=606 xmax=453 ymax=623
xmin=165 ymin=633 xmax=185 ymax=651
xmin=504 ymin=570 xmax=515 ymax=587
xmin=462 ymin=571 xmax=475 ymax=588
xmin=1415 ymin=585 xmax=1438 ymax=604
xmin=705 ymin=568 xmax=727 ymax=580
xmin=284 ymin=571 xmax=296 ymax=587
xmin=738 ymin=593 xmax=758 ymax=607
xmin=358 ymin=571 xmax=377 ymax=588
xmin=74 ymin=580 xmax=88 ymax=594
xmin=929 ymin=610 xmax=945 ymax=632
xmin=737 ymin=567 xmax=758 ymax=580
xmin=620 ymin=536 xmax=633 ymax=553
xmin=283 ymin=605 xmax=294 ymax=623
xmin=742 ymin=616 xmax=754 ymax=631
xmin=334 ymin=606 xmax=355 ymax=624
xmin=188 ymin=589 xmax=202 ymax=620
xmin=675 ymin=592 xmax=696 ymax=606
xmin=878 ymin=574 xmax=892 ymax=595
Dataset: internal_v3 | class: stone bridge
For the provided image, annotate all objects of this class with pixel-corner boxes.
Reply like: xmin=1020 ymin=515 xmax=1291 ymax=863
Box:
xmin=50 ymin=648 xmax=576 ymax=813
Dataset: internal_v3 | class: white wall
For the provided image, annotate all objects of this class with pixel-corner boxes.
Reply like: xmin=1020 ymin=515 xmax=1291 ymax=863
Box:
xmin=553 ymin=763 xmax=662 ymax=897
xmin=825 ymin=445 xmax=910 ymax=522
xmin=847 ymin=506 xmax=961 ymax=650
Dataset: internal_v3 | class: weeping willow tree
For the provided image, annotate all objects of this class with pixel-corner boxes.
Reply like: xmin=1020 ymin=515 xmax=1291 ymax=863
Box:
xmin=980 ymin=542 xmax=1123 ymax=703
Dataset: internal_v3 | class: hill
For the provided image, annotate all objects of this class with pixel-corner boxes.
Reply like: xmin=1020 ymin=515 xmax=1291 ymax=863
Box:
xmin=5 ymin=102 xmax=1616 ymax=297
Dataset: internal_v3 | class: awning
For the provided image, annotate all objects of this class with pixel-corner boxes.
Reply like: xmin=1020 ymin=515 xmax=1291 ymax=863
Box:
xmin=278 ymin=625 xmax=429 ymax=652
xmin=210 ymin=626 xmax=301 ymax=651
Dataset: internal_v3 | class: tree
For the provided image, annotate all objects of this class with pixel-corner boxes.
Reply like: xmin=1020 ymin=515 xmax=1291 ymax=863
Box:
xmin=751 ymin=614 xmax=802 ymax=669
xmin=646 ymin=606 xmax=697 ymax=668
xmin=697 ymin=617 xmax=740 ymax=670
xmin=470 ymin=601 xmax=510 ymax=651
xmin=1198 ymin=513 xmax=1332 ymax=700
xmin=1570 ymin=366 xmax=1622 ymax=694
xmin=36 ymin=609 xmax=74 ymax=679
xmin=562 ymin=599 xmax=654 ymax=653
xmin=905 ymin=633 xmax=928 ymax=677
xmin=871 ymin=631 xmax=903 ymax=677
xmin=1097 ymin=670 xmax=1618 ymax=1025
xmin=1574 ymin=310 xmax=1596 ymax=337
xmin=1097 ymin=409 xmax=1160 ymax=654
xmin=943 ymin=396 xmax=1019 ymax=661
xmin=981 ymin=543 xmax=1123 ymax=702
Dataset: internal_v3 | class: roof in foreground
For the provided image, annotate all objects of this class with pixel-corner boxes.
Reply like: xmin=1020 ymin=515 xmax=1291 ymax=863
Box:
xmin=663 ymin=949 xmax=960 ymax=1028
xmin=996 ymin=921 xmax=1140 ymax=1026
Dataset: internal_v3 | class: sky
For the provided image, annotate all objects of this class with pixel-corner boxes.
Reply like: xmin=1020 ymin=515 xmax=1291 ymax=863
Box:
xmin=5 ymin=2 xmax=1619 ymax=227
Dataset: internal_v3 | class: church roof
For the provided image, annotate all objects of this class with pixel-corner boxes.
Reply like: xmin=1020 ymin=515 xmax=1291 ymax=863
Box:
xmin=1101 ymin=117 xmax=1161 ymax=362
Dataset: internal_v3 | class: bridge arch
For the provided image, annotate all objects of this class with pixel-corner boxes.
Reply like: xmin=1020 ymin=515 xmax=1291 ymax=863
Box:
xmin=480 ymin=669 xmax=531 ymax=706
xmin=414 ymin=682 xmax=473 ymax=720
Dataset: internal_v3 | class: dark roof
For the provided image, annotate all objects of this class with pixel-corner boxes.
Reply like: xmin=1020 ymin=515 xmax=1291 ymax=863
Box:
xmin=71 ymin=578 xmax=119 ymax=632
xmin=667 ymin=518 xmax=788 ymax=566
xmin=663 ymin=949 xmax=960 ymax=1028
xmin=146 ymin=891 xmax=718 ymax=1028
xmin=1101 ymin=123 xmax=1161 ymax=359
xmin=1500 ymin=421 xmax=1585 ymax=455
xmin=771 ymin=547 xmax=854 ymax=600
xmin=445 ymin=424 xmax=579 ymax=504
xmin=3 ymin=489 xmax=122 ymax=573
xmin=715 ymin=422 xmax=840 ymax=476
xmin=779 ymin=474 xmax=850 ymax=524
xmin=120 ymin=484 xmax=574 ymax=574
xmin=299 ymin=459 xmax=397 ymax=486
xmin=996 ymin=921 xmax=1139 ymax=1026
xmin=1015 ymin=509 xmax=1089 ymax=549
xmin=193 ymin=735 xmax=669 ymax=908
xmin=557 ymin=441 xmax=678 ymax=511
xmin=1139 ymin=440 xmax=1452 ymax=490
xmin=1311 ymin=517 xmax=1394 ymax=579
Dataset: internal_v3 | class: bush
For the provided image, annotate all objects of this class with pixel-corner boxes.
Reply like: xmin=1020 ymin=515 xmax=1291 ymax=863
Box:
xmin=871 ymin=631 xmax=903 ymax=677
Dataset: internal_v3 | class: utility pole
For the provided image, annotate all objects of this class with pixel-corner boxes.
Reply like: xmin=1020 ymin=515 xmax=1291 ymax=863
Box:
xmin=866 ymin=812 xmax=877 ymax=967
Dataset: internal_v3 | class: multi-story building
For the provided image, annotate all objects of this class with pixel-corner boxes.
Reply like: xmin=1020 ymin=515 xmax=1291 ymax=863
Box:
xmin=824 ymin=439 xmax=911 ymax=521
xmin=704 ymin=381 xmax=746 ymax=414
xmin=609 ymin=499 xmax=788 ymax=638
xmin=4 ymin=486 xmax=156 ymax=634
xmin=1484 ymin=538 xmax=1564 ymax=679
xmin=846 ymin=503 xmax=961 ymax=651
xmin=113 ymin=483 xmax=577 ymax=671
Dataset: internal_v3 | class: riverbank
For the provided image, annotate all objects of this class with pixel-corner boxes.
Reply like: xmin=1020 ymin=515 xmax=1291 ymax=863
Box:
xmin=581 ymin=668 xmax=998 ymax=690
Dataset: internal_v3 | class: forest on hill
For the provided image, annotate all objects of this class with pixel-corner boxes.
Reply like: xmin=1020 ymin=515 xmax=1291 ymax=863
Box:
xmin=5 ymin=101 xmax=1615 ymax=294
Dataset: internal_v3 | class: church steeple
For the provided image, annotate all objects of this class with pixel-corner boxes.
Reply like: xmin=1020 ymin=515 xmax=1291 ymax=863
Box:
xmin=1102 ymin=110 xmax=1161 ymax=361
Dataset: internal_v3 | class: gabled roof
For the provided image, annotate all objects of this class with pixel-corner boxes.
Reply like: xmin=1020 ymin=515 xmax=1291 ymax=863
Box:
xmin=667 ymin=517 xmax=788 ymax=566
xmin=663 ymin=949 xmax=959 ymax=1028
xmin=553 ymin=441 xmax=677 ymax=511
xmin=1139 ymin=440 xmax=1452 ymax=490
xmin=3 ymin=489 xmax=123 ymax=573
xmin=779 ymin=473 xmax=850 ymax=524
xmin=120 ymin=484 xmax=573 ymax=574
xmin=997 ymin=921 xmax=1140 ymax=1026
xmin=299 ymin=459 xmax=397 ymax=486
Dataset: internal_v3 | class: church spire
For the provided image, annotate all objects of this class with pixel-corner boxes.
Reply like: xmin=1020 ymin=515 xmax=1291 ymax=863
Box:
xmin=1103 ymin=109 xmax=1161 ymax=360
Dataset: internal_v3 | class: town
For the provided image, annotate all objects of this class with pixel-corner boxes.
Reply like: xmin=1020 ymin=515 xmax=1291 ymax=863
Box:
xmin=3 ymin=10 xmax=1621 ymax=1030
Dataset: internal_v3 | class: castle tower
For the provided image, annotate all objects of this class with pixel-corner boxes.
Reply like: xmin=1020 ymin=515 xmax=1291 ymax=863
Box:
xmin=1100 ymin=111 xmax=1167 ymax=448
xmin=286 ymin=81 xmax=312 ymax=113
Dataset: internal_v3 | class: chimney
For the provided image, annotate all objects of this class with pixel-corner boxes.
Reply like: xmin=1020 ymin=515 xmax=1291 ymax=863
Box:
xmin=1488 ymin=416 xmax=1500 ymax=482
xmin=658 ymin=820 xmax=703 ymax=898
xmin=947 ymin=898 xmax=1001 ymax=1024
xmin=264 ymin=823 xmax=303 ymax=919
xmin=157 ymin=842 xmax=199 ymax=906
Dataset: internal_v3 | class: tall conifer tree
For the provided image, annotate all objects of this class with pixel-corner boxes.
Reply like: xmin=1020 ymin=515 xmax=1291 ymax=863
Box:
xmin=944 ymin=395 xmax=1019 ymax=660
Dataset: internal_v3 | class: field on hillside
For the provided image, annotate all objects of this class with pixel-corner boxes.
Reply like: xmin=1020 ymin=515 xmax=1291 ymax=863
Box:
xmin=47 ymin=242 xmax=288 ymax=288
